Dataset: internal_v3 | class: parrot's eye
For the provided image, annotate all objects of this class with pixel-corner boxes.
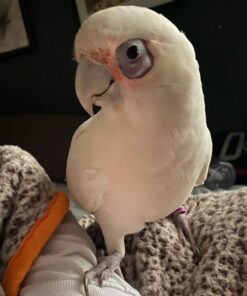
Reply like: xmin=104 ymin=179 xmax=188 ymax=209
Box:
xmin=126 ymin=45 xmax=140 ymax=60
xmin=115 ymin=39 xmax=153 ymax=79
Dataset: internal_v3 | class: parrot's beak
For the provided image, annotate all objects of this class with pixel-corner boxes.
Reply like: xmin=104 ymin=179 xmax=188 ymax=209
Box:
xmin=75 ymin=56 xmax=113 ymax=116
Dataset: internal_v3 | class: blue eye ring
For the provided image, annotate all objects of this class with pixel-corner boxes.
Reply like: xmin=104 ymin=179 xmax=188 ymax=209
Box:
xmin=115 ymin=39 xmax=153 ymax=79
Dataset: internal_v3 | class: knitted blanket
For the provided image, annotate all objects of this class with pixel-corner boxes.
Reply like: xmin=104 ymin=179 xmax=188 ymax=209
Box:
xmin=0 ymin=146 xmax=55 ymax=275
xmin=0 ymin=146 xmax=68 ymax=295
xmin=84 ymin=188 xmax=247 ymax=296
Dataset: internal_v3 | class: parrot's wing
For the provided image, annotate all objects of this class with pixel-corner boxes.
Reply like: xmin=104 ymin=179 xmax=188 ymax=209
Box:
xmin=196 ymin=130 xmax=213 ymax=186
xmin=75 ymin=168 xmax=107 ymax=213
xmin=66 ymin=117 xmax=108 ymax=213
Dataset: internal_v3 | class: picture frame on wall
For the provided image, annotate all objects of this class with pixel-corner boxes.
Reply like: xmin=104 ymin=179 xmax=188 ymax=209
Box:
xmin=75 ymin=0 xmax=174 ymax=23
xmin=0 ymin=0 xmax=33 ymax=58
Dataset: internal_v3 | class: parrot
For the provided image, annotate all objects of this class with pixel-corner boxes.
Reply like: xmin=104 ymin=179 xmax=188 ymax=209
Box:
xmin=66 ymin=5 xmax=212 ymax=286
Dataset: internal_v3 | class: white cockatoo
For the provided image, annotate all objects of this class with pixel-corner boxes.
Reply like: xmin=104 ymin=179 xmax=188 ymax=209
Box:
xmin=66 ymin=5 xmax=212 ymax=281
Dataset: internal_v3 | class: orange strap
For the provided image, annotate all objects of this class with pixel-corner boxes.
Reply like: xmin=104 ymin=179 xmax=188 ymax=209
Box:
xmin=1 ymin=192 xmax=69 ymax=296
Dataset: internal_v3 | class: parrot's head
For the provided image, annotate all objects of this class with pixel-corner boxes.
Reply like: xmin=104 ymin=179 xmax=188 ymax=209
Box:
xmin=75 ymin=5 xmax=201 ymax=116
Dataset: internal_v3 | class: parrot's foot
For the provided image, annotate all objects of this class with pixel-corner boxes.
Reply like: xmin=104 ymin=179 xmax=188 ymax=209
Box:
xmin=171 ymin=206 xmax=201 ymax=261
xmin=84 ymin=251 xmax=123 ymax=294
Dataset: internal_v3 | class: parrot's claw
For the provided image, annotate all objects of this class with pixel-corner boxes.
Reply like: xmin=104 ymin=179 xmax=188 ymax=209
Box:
xmin=84 ymin=251 xmax=123 ymax=294
xmin=101 ymin=265 xmax=124 ymax=282
xmin=171 ymin=206 xmax=201 ymax=261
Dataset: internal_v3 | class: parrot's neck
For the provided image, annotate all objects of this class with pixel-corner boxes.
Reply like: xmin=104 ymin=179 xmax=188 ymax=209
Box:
xmin=116 ymin=45 xmax=206 ymax=128
xmin=119 ymin=81 xmax=204 ymax=131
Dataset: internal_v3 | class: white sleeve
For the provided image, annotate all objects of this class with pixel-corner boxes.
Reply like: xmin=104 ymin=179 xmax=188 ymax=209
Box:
xmin=20 ymin=212 xmax=140 ymax=296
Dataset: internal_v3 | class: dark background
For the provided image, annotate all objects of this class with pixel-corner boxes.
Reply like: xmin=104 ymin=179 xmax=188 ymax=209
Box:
xmin=0 ymin=0 xmax=246 ymax=182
